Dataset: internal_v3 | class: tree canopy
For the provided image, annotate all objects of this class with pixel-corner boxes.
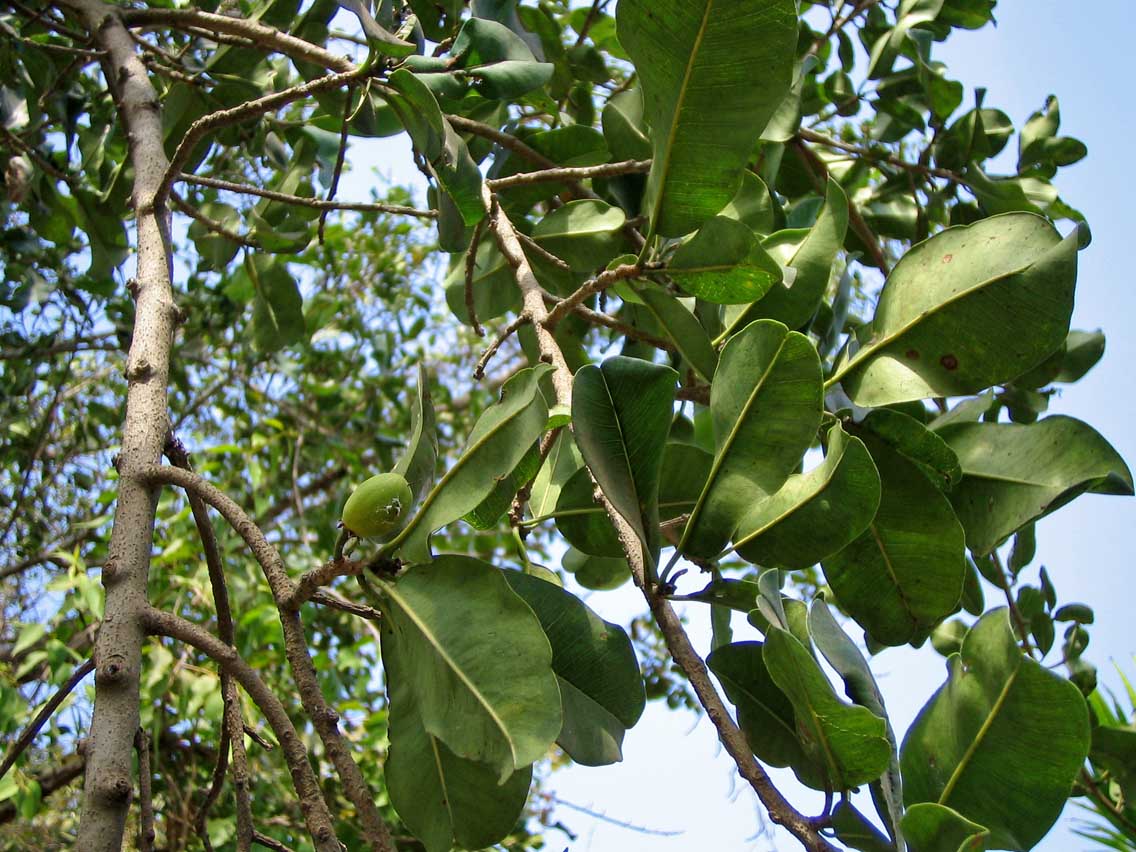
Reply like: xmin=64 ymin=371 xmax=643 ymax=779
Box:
xmin=0 ymin=1 xmax=1132 ymax=851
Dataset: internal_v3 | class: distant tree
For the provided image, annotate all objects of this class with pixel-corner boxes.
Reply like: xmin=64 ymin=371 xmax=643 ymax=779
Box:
xmin=0 ymin=1 xmax=1131 ymax=850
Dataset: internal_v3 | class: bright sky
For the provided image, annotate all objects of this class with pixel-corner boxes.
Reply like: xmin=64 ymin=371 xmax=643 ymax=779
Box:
xmin=341 ymin=2 xmax=1136 ymax=849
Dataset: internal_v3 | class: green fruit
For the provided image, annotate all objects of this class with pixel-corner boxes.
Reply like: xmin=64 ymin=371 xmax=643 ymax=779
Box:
xmin=341 ymin=472 xmax=414 ymax=538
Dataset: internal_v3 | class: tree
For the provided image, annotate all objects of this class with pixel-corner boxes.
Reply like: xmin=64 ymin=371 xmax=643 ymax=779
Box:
xmin=0 ymin=0 xmax=1131 ymax=850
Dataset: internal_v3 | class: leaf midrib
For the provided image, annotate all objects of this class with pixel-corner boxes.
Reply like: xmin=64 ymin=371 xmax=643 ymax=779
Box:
xmin=381 ymin=581 xmax=516 ymax=765
xmin=646 ymin=0 xmax=715 ymax=234
xmin=938 ymin=662 xmax=1021 ymax=806
xmin=680 ymin=330 xmax=790 ymax=552
xmin=827 ymin=254 xmax=1043 ymax=389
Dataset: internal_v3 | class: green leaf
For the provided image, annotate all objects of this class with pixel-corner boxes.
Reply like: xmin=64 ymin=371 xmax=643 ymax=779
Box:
xmin=383 ymin=617 xmax=532 ymax=852
xmin=719 ymin=170 xmax=778 ymax=234
xmin=562 ymin=547 xmax=630 ymax=591
xmin=900 ymin=803 xmax=990 ymax=852
xmin=393 ymin=365 xmax=552 ymax=563
xmin=900 ymin=609 xmax=1091 ymax=850
xmin=554 ymin=467 xmax=623 ymax=557
xmin=374 ymin=556 xmax=561 ymax=782
xmin=823 ymin=433 xmax=966 ymax=647
xmin=678 ymin=578 xmax=761 ymax=613
xmin=249 ymin=257 xmax=307 ymax=352
xmin=733 ymin=424 xmax=881 ymax=569
xmin=752 ymin=177 xmax=849 ymax=330
xmin=530 ymin=200 xmax=626 ymax=271
xmin=502 ymin=571 xmax=645 ymax=766
xmin=708 ymin=641 xmax=827 ymax=789
xmin=831 ymin=213 xmax=1079 ymax=406
xmin=831 ymin=801 xmax=900 ymax=852
xmin=666 ymin=217 xmax=783 ymax=304
xmin=572 ymin=357 xmax=677 ymax=560
xmin=638 ymin=288 xmax=718 ymax=382
xmin=392 ymin=364 xmax=439 ymax=508
xmin=859 ymin=408 xmax=962 ymax=491
xmin=528 ymin=430 xmax=582 ymax=520
xmin=809 ymin=600 xmax=903 ymax=843
xmin=680 ymin=320 xmax=823 ymax=558
xmin=763 ymin=627 xmax=892 ymax=791
xmin=462 ymin=441 xmax=541 ymax=530
xmin=1090 ymin=725 xmax=1136 ymax=805
xmin=452 ymin=17 xmax=554 ymax=99
xmin=617 ymin=0 xmax=798 ymax=236
xmin=938 ymin=416 xmax=1134 ymax=555
xmin=444 ymin=238 xmax=522 ymax=325
xmin=601 ymin=87 xmax=652 ymax=162
xmin=385 ymin=70 xmax=485 ymax=226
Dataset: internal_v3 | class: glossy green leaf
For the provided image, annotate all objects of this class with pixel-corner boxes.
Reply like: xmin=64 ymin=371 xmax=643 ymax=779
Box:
xmin=530 ymin=200 xmax=626 ymax=271
xmin=764 ymin=627 xmax=892 ymax=791
xmin=719 ymin=170 xmax=777 ymax=235
xmin=374 ymin=556 xmax=561 ymax=783
xmin=617 ymin=0 xmax=798 ymax=236
xmin=572 ymin=357 xmax=677 ymax=559
xmin=831 ymin=213 xmax=1078 ymax=406
xmin=733 ymin=424 xmax=881 ymax=569
xmin=463 ymin=441 xmax=541 ymax=530
xmin=384 ymin=617 xmax=532 ymax=852
xmin=528 ymin=430 xmax=582 ymax=521
xmin=752 ymin=177 xmax=849 ymax=330
xmin=823 ymin=434 xmax=966 ymax=647
xmin=708 ymin=641 xmax=827 ymax=789
xmin=503 ymin=571 xmax=644 ymax=766
xmin=638 ymin=288 xmax=718 ymax=382
xmin=680 ymin=320 xmax=823 ymax=558
xmin=938 ymin=416 xmax=1133 ymax=555
xmin=901 ymin=803 xmax=990 ymax=852
xmin=901 ymin=609 xmax=1091 ymax=850
xmin=666 ymin=217 xmax=783 ymax=304
xmin=393 ymin=365 xmax=552 ymax=563
xmin=392 ymin=364 xmax=439 ymax=508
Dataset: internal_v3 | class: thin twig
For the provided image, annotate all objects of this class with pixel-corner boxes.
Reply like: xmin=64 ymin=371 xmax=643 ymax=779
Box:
xmin=485 ymin=159 xmax=650 ymax=191
xmin=555 ymin=300 xmax=676 ymax=352
xmin=171 ymin=190 xmax=260 ymax=249
xmin=310 ymin=589 xmax=381 ymax=621
xmin=180 ymin=173 xmax=437 ymax=217
xmin=318 ymin=86 xmax=354 ymax=244
xmin=517 ymin=231 xmax=572 ymax=271
xmin=162 ymin=67 xmax=368 ymax=203
xmin=288 ymin=559 xmax=363 ymax=610
xmin=0 ymin=658 xmax=94 ymax=780
xmin=544 ymin=263 xmax=654 ymax=329
xmin=121 ymin=8 xmax=352 ymax=73
xmin=992 ymin=550 xmax=1037 ymax=657
xmin=253 ymin=831 xmax=297 ymax=852
xmin=474 ymin=313 xmax=531 ymax=380
xmin=798 ymin=128 xmax=966 ymax=185
xmin=141 ymin=608 xmax=341 ymax=851
xmin=464 ymin=217 xmax=488 ymax=337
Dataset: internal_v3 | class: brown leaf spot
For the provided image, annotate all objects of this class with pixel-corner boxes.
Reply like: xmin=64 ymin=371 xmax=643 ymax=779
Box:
xmin=940 ymin=354 xmax=959 ymax=371
xmin=905 ymin=349 xmax=920 ymax=360
xmin=942 ymin=254 xmax=953 ymax=263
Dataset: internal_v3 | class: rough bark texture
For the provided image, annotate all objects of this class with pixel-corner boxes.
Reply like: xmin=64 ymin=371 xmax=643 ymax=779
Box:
xmin=57 ymin=2 xmax=179 ymax=849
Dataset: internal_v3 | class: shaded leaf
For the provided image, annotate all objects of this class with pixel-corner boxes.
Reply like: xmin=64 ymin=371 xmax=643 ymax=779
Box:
xmin=394 ymin=365 xmax=551 ymax=563
xmin=901 ymin=803 xmax=989 ymax=852
xmin=374 ymin=556 xmax=561 ymax=782
xmin=639 ymin=288 xmax=718 ymax=382
xmin=503 ymin=571 xmax=644 ymax=766
xmin=666 ymin=217 xmax=783 ymax=304
xmin=823 ymin=433 xmax=966 ymax=647
xmin=939 ymin=416 xmax=1133 ymax=555
xmin=680 ymin=320 xmax=823 ymax=558
xmin=392 ymin=364 xmax=439 ymax=508
xmin=733 ymin=424 xmax=881 ymax=569
xmin=764 ymin=627 xmax=892 ymax=791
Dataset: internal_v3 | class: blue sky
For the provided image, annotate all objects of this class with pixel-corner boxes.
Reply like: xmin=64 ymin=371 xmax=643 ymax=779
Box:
xmin=343 ymin=2 xmax=1136 ymax=848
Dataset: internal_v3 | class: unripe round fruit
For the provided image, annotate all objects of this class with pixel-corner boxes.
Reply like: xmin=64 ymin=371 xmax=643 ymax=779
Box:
xmin=341 ymin=472 xmax=413 ymax=538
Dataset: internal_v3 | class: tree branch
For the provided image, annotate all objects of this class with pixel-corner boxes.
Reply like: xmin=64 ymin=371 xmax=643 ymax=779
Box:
xmin=140 ymin=608 xmax=342 ymax=852
xmin=181 ymin=173 xmax=437 ymax=217
xmin=487 ymin=187 xmax=839 ymax=852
